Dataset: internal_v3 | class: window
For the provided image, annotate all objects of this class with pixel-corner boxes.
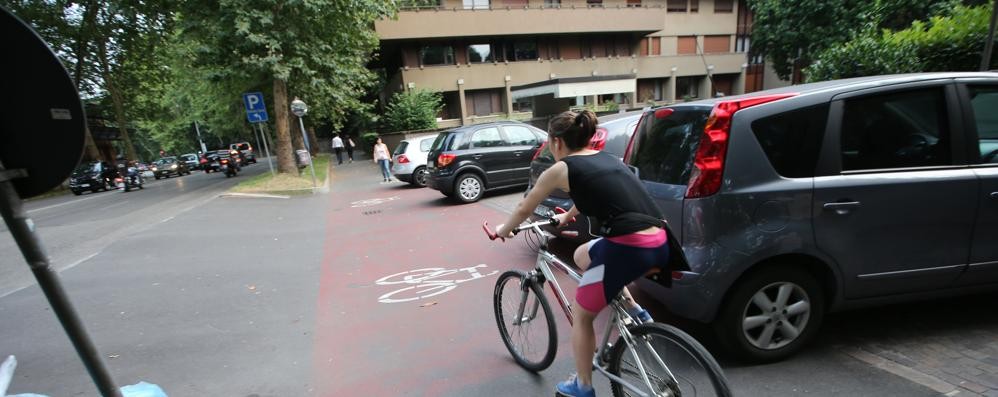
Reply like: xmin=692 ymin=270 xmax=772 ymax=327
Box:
xmin=627 ymin=0 xmax=641 ymax=7
xmin=467 ymin=44 xmax=494 ymax=63
xmin=690 ymin=0 xmax=698 ymax=12
xmin=715 ymin=0 xmax=733 ymax=13
xmin=703 ymin=35 xmax=730 ymax=53
xmin=544 ymin=0 xmax=561 ymax=6
xmin=751 ymin=105 xmax=829 ymax=178
xmin=667 ymin=0 xmax=686 ymax=12
xmin=677 ymin=36 xmax=697 ymax=55
xmin=503 ymin=126 xmax=539 ymax=146
xmin=650 ymin=37 xmax=661 ymax=56
xmin=420 ymin=45 xmax=454 ymax=66
xmin=463 ymin=0 xmax=489 ymax=9
xmin=676 ymin=76 xmax=699 ymax=99
xmin=653 ymin=80 xmax=663 ymax=101
xmin=840 ymin=88 xmax=952 ymax=171
xmin=513 ymin=41 xmax=538 ymax=60
xmin=420 ymin=138 xmax=434 ymax=152
xmin=471 ymin=127 xmax=506 ymax=148
xmin=627 ymin=107 xmax=711 ymax=185
xmin=394 ymin=141 xmax=409 ymax=156
xmin=969 ymin=86 xmax=998 ymax=164
xmin=587 ymin=0 xmax=603 ymax=7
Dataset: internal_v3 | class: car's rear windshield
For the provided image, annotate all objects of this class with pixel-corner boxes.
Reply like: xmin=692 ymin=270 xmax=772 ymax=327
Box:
xmin=430 ymin=131 xmax=461 ymax=152
xmin=394 ymin=141 xmax=408 ymax=156
xmin=626 ymin=107 xmax=711 ymax=186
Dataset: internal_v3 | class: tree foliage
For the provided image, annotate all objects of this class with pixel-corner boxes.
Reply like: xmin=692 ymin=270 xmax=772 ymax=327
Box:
xmin=748 ymin=0 xmax=987 ymax=81
xmin=383 ymin=89 xmax=443 ymax=132
xmin=807 ymin=5 xmax=997 ymax=82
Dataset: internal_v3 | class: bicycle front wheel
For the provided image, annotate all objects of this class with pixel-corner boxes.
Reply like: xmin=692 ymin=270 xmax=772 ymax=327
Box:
xmin=493 ymin=270 xmax=557 ymax=372
xmin=608 ymin=323 xmax=732 ymax=397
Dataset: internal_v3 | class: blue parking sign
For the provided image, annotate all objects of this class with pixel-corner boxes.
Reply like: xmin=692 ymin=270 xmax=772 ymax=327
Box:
xmin=242 ymin=92 xmax=269 ymax=123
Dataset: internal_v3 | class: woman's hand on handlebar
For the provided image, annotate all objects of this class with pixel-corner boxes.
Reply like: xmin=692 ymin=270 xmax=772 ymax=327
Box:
xmin=552 ymin=212 xmax=574 ymax=228
xmin=482 ymin=221 xmax=514 ymax=241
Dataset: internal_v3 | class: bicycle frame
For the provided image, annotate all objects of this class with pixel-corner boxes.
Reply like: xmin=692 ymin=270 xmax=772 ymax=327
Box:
xmin=512 ymin=221 xmax=676 ymax=397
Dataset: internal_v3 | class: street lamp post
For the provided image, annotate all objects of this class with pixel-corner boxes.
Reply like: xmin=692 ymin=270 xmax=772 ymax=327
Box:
xmin=290 ymin=97 xmax=318 ymax=192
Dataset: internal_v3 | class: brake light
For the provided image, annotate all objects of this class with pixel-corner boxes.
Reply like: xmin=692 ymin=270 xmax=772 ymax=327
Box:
xmin=589 ymin=127 xmax=608 ymax=151
xmin=397 ymin=154 xmax=410 ymax=164
xmin=532 ymin=141 xmax=547 ymax=161
xmin=685 ymin=93 xmax=797 ymax=198
xmin=437 ymin=153 xmax=456 ymax=167
xmin=623 ymin=111 xmax=649 ymax=164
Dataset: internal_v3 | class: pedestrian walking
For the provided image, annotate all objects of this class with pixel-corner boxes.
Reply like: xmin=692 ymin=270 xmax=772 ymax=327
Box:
xmin=331 ymin=134 xmax=345 ymax=165
xmin=373 ymin=137 xmax=392 ymax=183
xmin=344 ymin=134 xmax=355 ymax=163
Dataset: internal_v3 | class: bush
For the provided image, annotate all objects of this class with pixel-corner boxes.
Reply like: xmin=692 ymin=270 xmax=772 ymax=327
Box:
xmin=604 ymin=100 xmax=619 ymax=112
xmin=807 ymin=4 xmax=997 ymax=82
xmin=361 ymin=132 xmax=379 ymax=148
xmin=383 ymin=89 xmax=443 ymax=132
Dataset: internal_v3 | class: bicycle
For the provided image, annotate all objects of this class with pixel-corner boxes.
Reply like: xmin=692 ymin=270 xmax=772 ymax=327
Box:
xmin=484 ymin=216 xmax=732 ymax=397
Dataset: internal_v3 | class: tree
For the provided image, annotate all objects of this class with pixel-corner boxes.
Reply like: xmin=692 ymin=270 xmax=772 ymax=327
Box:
xmin=180 ymin=0 xmax=395 ymax=174
xmin=807 ymin=5 xmax=997 ymax=81
xmin=383 ymin=89 xmax=443 ymax=132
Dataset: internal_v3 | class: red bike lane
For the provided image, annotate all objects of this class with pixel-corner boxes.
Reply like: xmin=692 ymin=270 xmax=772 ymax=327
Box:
xmin=310 ymin=178 xmax=578 ymax=396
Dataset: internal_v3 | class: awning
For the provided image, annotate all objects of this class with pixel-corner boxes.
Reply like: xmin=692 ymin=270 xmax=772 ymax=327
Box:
xmin=511 ymin=74 xmax=637 ymax=100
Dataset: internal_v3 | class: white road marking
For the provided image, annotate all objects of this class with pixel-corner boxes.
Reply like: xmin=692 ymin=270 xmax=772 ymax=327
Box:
xmin=26 ymin=193 xmax=105 ymax=214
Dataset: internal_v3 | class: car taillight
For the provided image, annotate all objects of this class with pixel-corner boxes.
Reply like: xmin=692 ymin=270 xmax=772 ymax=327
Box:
xmin=685 ymin=93 xmax=797 ymax=199
xmin=221 ymin=159 xmax=228 ymax=164
xmin=589 ymin=127 xmax=608 ymax=151
xmin=532 ymin=141 xmax=547 ymax=161
xmin=397 ymin=154 xmax=410 ymax=164
xmin=437 ymin=153 xmax=456 ymax=168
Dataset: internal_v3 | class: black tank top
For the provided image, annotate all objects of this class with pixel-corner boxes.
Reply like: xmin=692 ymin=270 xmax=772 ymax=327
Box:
xmin=561 ymin=151 xmax=663 ymax=237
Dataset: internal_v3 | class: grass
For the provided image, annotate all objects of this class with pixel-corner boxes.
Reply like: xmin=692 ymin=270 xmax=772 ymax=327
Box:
xmin=231 ymin=153 xmax=330 ymax=195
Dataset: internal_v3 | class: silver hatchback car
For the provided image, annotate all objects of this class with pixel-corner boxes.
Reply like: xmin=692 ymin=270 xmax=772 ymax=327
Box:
xmin=391 ymin=134 xmax=438 ymax=187
xmin=626 ymin=72 xmax=998 ymax=362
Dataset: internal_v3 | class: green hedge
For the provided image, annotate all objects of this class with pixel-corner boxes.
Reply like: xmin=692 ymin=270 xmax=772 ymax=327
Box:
xmin=807 ymin=5 xmax=997 ymax=82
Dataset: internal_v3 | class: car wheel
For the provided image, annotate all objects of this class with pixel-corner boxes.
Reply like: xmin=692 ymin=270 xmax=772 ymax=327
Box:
xmin=412 ymin=166 xmax=429 ymax=187
xmin=154 ymin=175 xmax=160 ymax=180
xmin=103 ymin=180 xmax=111 ymax=191
xmin=714 ymin=265 xmax=825 ymax=363
xmin=72 ymin=190 xmax=82 ymax=196
xmin=454 ymin=173 xmax=484 ymax=203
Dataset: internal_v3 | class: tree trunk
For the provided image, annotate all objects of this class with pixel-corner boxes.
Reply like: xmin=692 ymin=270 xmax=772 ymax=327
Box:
xmin=307 ymin=127 xmax=320 ymax=155
xmin=273 ymin=78 xmax=296 ymax=173
xmin=96 ymin=40 xmax=138 ymax=161
xmin=76 ymin=0 xmax=101 ymax=161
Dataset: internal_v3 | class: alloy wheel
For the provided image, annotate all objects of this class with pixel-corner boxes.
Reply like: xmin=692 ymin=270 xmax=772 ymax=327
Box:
xmin=740 ymin=281 xmax=811 ymax=351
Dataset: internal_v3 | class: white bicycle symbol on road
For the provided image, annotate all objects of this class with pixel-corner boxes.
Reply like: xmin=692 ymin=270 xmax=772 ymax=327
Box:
xmin=375 ymin=264 xmax=498 ymax=304
xmin=351 ymin=196 xmax=400 ymax=208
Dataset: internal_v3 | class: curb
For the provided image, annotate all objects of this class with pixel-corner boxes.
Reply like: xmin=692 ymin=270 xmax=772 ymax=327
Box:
xmin=219 ymin=192 xmax=291 ymax=199
xmin=844 ymin=347 xmax=960 ymax=395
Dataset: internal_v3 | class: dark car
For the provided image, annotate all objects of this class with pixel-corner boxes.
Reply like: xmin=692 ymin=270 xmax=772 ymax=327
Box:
xmin=426 ymin=121 xmax=547 ymax=203
xmin=180 ymin=153 xmax=200 ymax=170
xmin=68 ymin=161 xmax=117 ymax=195
xmin=622 ymin=72 xmax=998 ymax=363
xmin=151 ymin=157 xmax=190 ymax=179
xmin=525 ymin=111 xmax=643 ymax=242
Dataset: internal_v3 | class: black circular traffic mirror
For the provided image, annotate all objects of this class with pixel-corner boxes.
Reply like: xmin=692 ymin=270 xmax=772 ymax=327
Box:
xmin=0 ymin=6 xmax=87 ymax=199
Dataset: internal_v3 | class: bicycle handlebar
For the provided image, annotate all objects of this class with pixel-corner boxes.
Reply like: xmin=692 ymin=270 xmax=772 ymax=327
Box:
xmin=482 ymin=207 xmax=575 ymax=241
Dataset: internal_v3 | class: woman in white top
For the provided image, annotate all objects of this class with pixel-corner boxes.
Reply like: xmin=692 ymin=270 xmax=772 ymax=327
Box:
xmin=373 ymin=137 xmax=392 ymax=182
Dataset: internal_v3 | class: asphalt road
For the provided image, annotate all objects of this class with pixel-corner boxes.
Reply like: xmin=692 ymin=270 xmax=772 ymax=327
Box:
xmin=0 ymin=158 xmax=974 ymax=396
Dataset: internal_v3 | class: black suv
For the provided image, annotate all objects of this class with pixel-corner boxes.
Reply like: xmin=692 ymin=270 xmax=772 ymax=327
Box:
xmin=426 ymin=121 xmax=547 ymax=203
xmin=69 ymin=161 xmax=117 ymax=195
xmin=526 ymin=111 xmax=643 ymax=242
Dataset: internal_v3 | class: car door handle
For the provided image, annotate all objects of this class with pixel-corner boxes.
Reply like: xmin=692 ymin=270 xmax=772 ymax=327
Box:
xmin=513 ymin=151 xmax=522 ymax=157
xmin=472 ymin=154 xmax=483 ymax=160
xmin=823 ymin=201 xmax=861 ymax=214
xmin=990 ymin=191 xmax=998 ymax=199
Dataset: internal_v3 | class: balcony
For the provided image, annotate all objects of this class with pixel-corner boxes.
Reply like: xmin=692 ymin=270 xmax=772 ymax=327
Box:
xmin=375 ymin=5 xmax=668 ymax=40
xmin=398 ymin=53 xmax=747 ymax=93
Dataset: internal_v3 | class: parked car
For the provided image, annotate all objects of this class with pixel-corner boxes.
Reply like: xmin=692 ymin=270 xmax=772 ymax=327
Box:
xmin=180 ymin=153 xmax=200 ymax=170
xmin=623 ymin=72 xmax=998 ymax=363
xmin=230 ymin=142 xmax=257 ymax=164
xmin=526 ymin=111 xmax=643 ymax=242
xmin=391 ymin=134 xmax=439 ymax=187
xmin=151 ymin=157 xmax=190 ymax=179
xmin=68 ymin=161 xmax=116 ymax=195
xmin=426 ymin=121 xmax=547 ymax=203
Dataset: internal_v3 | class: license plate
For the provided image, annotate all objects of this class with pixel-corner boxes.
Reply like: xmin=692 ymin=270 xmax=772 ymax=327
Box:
xmin=533 ymin=204 xmax=551 ymax=217
xmin=80 ymin=184 xmax=90 ymax=188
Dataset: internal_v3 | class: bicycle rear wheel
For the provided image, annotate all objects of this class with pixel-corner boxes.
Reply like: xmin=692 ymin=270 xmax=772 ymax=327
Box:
xmin=493 ymin=270 xmax=557 ymax=372
xmin=608 ymin=323 xmax=731 ymax=397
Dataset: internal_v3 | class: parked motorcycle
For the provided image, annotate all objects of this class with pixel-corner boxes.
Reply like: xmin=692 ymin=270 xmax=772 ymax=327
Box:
xmin=115 ymin=165 xmax=144 ymax=192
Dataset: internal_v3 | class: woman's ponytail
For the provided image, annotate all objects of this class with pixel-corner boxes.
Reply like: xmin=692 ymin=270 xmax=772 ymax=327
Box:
xmin=549 ymin=109 xmax=598 ymax=151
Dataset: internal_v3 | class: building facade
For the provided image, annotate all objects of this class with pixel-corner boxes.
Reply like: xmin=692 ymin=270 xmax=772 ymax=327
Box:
xmin=373 ymin=0 xmax=758 ymax=127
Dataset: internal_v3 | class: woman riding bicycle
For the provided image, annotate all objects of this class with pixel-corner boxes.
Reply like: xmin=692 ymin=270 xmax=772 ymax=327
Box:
xmin=493 ymin=110 xmax=678 ymax=397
